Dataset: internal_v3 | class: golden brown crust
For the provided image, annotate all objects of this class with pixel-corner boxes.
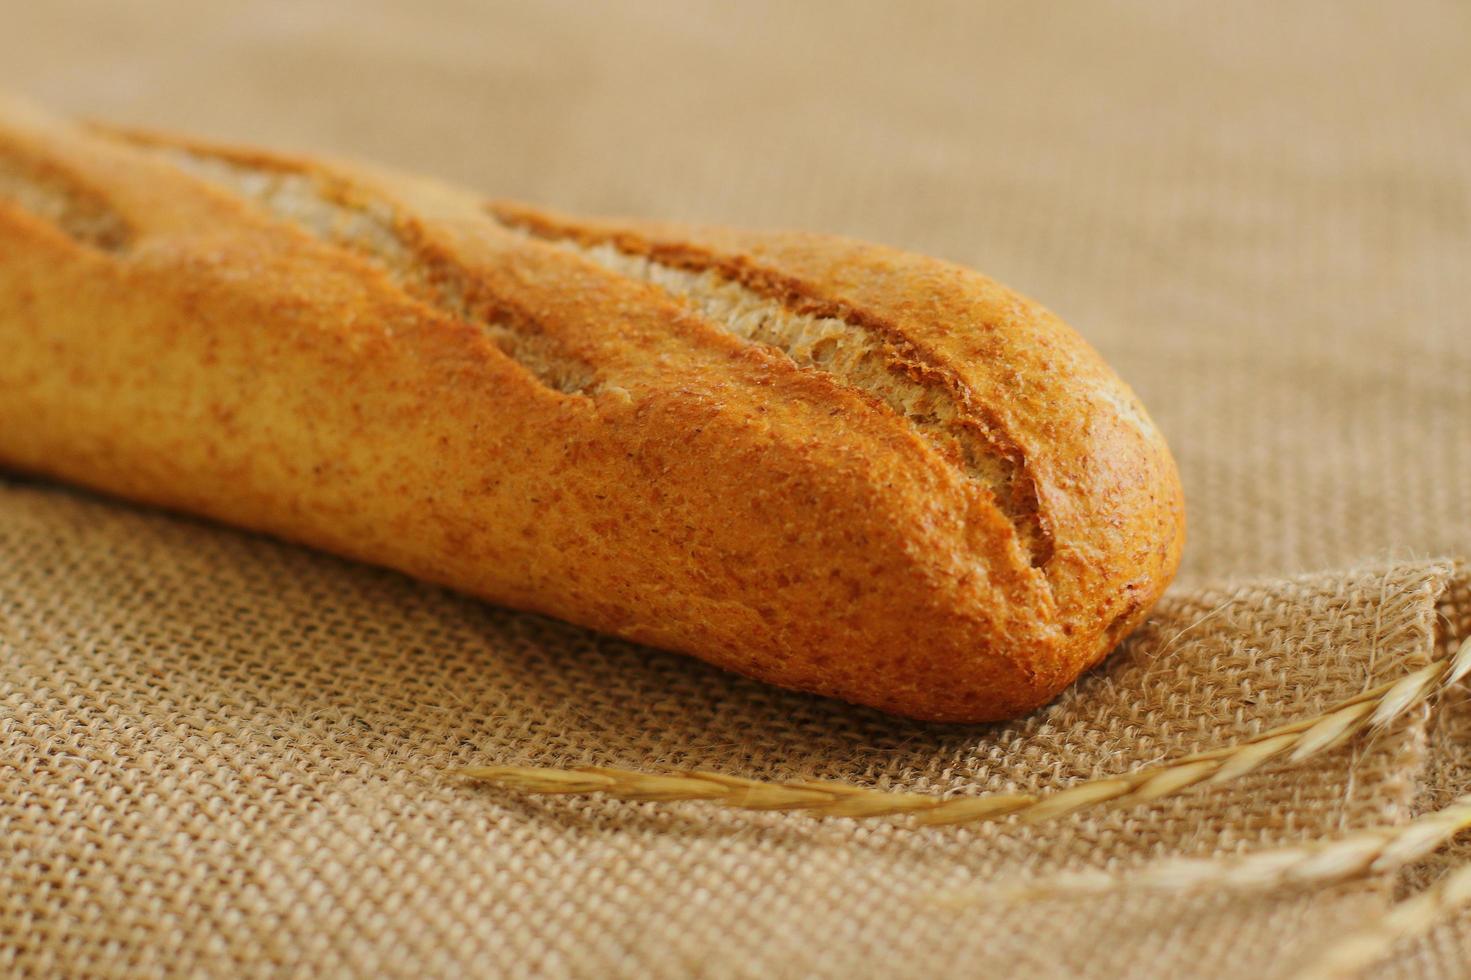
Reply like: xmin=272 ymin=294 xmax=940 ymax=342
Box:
xmin=0 ymin=97 xmax=1184 ymax=721
xmin=489 ymin=202 xmax=1187 ymax=694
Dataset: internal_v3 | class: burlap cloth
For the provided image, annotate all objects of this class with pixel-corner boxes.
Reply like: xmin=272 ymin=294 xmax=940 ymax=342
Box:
xmin=2 ymin=2 xmax=1469 ymax=976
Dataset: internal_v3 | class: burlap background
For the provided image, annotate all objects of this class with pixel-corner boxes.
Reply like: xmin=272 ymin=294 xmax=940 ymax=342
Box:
xmin=2 ymin=1 xmax=1469 ymax=976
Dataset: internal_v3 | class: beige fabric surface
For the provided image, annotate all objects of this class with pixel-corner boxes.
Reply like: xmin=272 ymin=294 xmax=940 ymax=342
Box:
xmin=2 ymin=1 xmax=1470 ymax=976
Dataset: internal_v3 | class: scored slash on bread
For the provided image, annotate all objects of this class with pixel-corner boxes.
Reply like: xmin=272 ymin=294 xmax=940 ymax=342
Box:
xmin=0 ymin=95 xmax=1184 ymax=721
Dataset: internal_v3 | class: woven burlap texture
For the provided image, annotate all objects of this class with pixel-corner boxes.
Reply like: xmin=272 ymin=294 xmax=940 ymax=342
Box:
xmin=3 ymin=1 xmax=1470 ymax=976
xmin=0 ymin=480 xmax=1465 ymax=977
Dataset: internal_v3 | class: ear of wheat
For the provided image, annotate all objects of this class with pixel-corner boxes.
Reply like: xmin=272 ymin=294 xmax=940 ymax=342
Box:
xmin=1291 ymin=856 xmax=1471 ymax=980
xmin=933 ymin=793 xmax=1471 ymax=904
xmin=458 ymin=636 xmax=1471 ymax=828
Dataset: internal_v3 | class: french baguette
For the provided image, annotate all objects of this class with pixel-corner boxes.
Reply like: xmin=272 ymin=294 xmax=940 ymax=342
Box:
xmin=0 ymin=97 xmax=1184 ymax=722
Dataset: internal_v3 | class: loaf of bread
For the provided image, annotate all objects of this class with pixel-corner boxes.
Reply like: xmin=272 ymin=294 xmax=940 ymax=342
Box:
xmin=0 ymin=97 xmax=1184 ymax=722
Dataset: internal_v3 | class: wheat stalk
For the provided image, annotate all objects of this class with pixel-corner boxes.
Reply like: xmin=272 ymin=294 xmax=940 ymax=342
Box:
xmin=935 ymin=793 xmax=1471 ymax=903
xmin=1293 ymin=856 xmax=1471 ymax=980
xmin=459 ymin=636 xmax=1471 ymax=827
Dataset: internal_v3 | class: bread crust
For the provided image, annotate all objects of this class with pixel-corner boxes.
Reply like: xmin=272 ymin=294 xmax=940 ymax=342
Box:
xmin=0 ymin=98 xmax=1184 ymax=721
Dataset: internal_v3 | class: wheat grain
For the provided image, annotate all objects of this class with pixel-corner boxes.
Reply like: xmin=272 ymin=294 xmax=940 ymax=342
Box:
xmin=1292 ymin=856 xmax=1471 ymax=980
xmin=458 ymin=636 xmax=1471 ymax=828
xmin=934 ymin=793 xmax=1471 ymax=903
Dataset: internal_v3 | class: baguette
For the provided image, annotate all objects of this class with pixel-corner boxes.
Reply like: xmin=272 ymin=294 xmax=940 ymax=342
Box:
xmin=0 ymin=97 xmax=1184 ymax=722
